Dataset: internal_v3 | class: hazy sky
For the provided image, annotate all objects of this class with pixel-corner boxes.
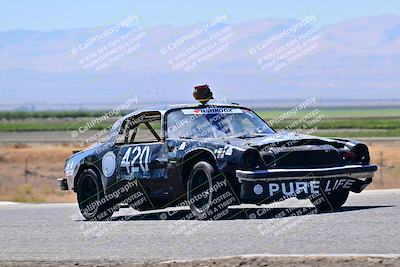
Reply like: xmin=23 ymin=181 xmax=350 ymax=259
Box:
xmin=1 ymin=0 xmax=400 ymax=31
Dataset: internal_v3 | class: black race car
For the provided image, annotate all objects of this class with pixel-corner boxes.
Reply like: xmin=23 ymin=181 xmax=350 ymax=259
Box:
xmin=58 ymin=95 xmax=377 ymax=221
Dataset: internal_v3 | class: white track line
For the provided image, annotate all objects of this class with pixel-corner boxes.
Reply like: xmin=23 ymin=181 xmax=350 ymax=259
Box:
xmin=0 ymin=201 xmax=19 ymax=205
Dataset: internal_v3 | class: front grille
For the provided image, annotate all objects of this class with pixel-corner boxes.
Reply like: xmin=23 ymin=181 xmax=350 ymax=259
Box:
xmin=267 ymin=145 xmax=343 ymax=168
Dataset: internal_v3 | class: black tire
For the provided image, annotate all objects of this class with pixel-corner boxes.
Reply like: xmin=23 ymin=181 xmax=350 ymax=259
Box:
xmin=77 ymin=169 xmax=115 ymax=221
xmin=187 ymin=161 xmax=231 ymax=220
xmin=310 ymin=189 xmax=349 ymax=212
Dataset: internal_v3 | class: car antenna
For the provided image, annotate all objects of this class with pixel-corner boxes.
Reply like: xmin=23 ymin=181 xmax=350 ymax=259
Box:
xmin=151 ymin=77 xmax=163 ymax=105
xmin=193 ymin=84 xmax=214 ymax=105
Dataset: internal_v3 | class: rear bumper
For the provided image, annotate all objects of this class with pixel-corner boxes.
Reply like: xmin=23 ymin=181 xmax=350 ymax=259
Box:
xmin=236 ymin=164 xmax=377 ymax=182
xmin=57 ymin=178 xmax=69 ymax=191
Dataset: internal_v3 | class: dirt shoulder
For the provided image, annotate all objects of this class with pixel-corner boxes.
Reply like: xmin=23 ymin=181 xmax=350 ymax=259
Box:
xmin=1 ymin=255 xmax=400 ymax=267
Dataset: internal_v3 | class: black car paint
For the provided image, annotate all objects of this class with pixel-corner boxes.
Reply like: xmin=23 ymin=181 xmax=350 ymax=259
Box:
xmin=60 ymin=104 xmax=377 ymax=210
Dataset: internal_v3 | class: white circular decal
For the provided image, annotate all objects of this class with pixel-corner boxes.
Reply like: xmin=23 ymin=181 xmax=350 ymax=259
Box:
xmin=253 ymin=184 xmax=264 ymax=195
xmin=102 ymin=151 xmax=116 ymax=178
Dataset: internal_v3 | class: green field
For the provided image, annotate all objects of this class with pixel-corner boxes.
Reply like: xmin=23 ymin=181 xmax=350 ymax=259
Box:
xmin=255 ymin=107 xmax=400 ymax=119
xmin=1 ymin=108 xmax=399 ymax=120
xmin=0 ymin=110 xmax=130 ymax=119
xmin=0 ymin=108 xmax=399 ymax=137
xmin=0 ymin=121 xmax=112 ymax=132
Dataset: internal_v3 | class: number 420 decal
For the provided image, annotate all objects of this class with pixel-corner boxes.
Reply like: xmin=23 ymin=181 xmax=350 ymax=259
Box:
xmin=121 ymin=146 xmax=151 ymax=174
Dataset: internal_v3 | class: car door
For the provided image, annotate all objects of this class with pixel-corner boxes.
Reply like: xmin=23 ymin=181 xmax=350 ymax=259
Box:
xmin=118 ymin=143 xmax=168 ymax=180
xmin=115 ymin=112 xmax=169 ymax=185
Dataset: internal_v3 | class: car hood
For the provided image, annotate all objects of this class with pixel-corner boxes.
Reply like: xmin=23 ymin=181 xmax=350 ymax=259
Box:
xmin=67 ymin=143 xmax=103 ymax=161
xmin=221 ymin=131 xmax=340 ymax=151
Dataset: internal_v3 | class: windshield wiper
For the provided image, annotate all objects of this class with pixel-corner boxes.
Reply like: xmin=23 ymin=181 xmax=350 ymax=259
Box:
xmin=234 ymin=133 xmax=266 ymax=139
xmin=178 ymin=136 xmax=194 ymax=140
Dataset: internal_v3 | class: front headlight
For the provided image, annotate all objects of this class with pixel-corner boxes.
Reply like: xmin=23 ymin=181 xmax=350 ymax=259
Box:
xmin=64 ymin=160 xmax=75 ymax=176
xmin=344 ymin=142 xmax=371 ymax=165
xmin=242 ymin=149 xmax=261 ymax=169
xmin=352 ymin=144 xmax=370 ymax=164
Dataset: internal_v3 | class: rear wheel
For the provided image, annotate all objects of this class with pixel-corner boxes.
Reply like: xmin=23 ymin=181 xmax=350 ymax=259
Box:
xmin=77 ymin=169 xmax=115 ymax=221
xmin=187 ymin=161 xmax=231 ymax=220
xmin=310 ymin=189 xmax=349 ymax=212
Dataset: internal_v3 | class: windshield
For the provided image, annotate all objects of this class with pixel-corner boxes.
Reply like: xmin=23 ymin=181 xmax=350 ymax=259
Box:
xmin=166 ymin=107 xmax=274 ymax=139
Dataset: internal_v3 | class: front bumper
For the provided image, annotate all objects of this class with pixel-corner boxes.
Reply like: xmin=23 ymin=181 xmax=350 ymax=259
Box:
xmin=236 ymin=164 xmax=377 ymax=182
xmin=57 ymin=178 xmax=69 ymax=191
xmin=236 ymin=164 xmax=377 ymax=203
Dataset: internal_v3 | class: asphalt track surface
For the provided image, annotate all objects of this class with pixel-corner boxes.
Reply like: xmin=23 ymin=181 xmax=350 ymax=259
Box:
xmin=0 ymin=189 xmax=399 ymax=265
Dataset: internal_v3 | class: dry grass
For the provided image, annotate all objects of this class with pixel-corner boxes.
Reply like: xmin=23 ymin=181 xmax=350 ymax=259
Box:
xmin=0 ymin=144 xmax=76 ymax=203
xmin=0 ymin=141 xmax=398 ymax=203
xmin=366 ymin=140 xmax=400 ymax=189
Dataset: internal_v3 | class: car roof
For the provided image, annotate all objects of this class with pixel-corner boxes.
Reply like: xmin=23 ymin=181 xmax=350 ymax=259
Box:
xmin=109 ymin=102 xmax=250 ymax=145
xmin=120 ymin=103 xmax=247 ymax=121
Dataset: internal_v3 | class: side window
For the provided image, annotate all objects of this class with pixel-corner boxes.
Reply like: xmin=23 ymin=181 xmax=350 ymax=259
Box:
xmin=114 ymin=120 xmax=128 ymax=145
xmin=115 ymin=130 xmax=127 ymax=145
xmin=117 ymin=112 xmax=162 ymax=144
xmin=134 ymin=121 xmax=160 ymax=143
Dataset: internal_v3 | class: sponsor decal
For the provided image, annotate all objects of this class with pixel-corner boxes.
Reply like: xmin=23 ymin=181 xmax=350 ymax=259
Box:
xmin=266 ymin=181 xmax=320 ymax=196
xmin=179 ymin=142 xmax=187 ymax=151
xmin=214 ymin=145 xmax=235 ymax=159
xmin=253 ymin=184 xmax=264 ymax=195
xmin=225 ymin=145 xmax=234 ymax=156
xmin=324 ymin=179 xmax=355 ymax=191
xmin=102 ymin=151 xmax=116 ymax=178
xmin=182 ymin=108 xmax=243 ymax=115
xmin=261 ymin=178 xmax=356 ymax=197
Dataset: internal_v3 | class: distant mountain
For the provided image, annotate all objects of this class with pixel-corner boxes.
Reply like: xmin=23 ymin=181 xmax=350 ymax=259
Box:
xmin=1 ymin=15 xmax=399 ymax=110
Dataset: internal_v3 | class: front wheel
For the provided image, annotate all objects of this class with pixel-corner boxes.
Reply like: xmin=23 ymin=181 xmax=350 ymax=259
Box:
xmin=77 ymin=169 xmax=115 ymax=221
xmin=310 ymin=189 xmax=349 ymax=212
xmin=187 ymin=161 xmax=232 ymax=220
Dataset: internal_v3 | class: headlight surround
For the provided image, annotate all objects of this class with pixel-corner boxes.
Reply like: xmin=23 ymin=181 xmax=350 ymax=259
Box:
xmin=64 ymin=160 xmax=75 ymax=176
xmin=352 ymin=144 xmax=370 ymax=164
xmin=342 ymin=143 xmax=370 ymax=164
xmin=242 ymin=149 xmax=261 ymax=169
